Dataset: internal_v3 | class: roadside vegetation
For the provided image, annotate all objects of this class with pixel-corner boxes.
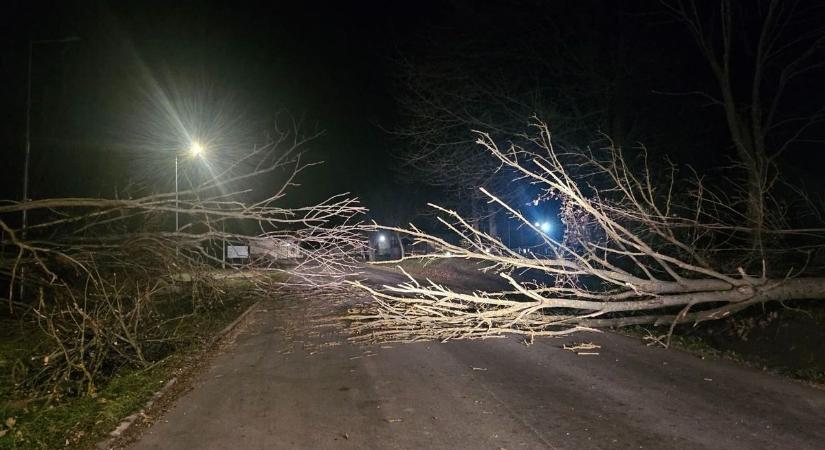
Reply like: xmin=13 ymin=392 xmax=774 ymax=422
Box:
xmin=0 ymin=279 xmax=264 ymax=449
xmin=624 ymin=303 xmax=825 ymax=386
xmin=0 ymin=123 xmax=363 ymax=449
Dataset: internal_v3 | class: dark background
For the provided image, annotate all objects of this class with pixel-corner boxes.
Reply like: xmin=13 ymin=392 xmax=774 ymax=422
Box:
xmin=1 ymin=0 xmax=823 ymax=226
xmin=0 ymin=0 xmax=435 ymax=204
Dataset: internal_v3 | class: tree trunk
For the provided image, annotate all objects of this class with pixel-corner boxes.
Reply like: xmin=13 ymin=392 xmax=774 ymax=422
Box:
xmin=395 ymin=232 xmax=405 ymax=260
xmin=745 ymin=164 xmax=766 ymax=254
xmin=487 ymin=204 xmax=498 ymax=239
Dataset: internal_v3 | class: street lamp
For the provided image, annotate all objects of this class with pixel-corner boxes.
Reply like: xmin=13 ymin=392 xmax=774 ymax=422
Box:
xmin=533 ymin=220 xmax=552 ymax=233
xmin=189 ymin=141 xmax=203 ymax=157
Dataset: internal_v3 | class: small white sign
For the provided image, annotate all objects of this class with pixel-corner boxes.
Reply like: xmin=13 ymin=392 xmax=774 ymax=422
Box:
xmin=227 ymin=245 xmax=249 ymax=259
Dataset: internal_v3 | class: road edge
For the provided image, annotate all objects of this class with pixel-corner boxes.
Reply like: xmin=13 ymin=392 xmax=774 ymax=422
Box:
xmin=94 ymin=299 xmax=262 ymax=450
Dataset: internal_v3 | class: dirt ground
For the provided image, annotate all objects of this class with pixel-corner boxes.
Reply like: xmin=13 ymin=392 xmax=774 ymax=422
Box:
xmin=682 ymin=303 xmax=825 ymax=380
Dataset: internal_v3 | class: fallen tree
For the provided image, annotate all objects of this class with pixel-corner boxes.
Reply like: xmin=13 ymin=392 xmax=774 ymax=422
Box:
xmin=0 ymin=123 xmax=365 ymax=396
xmin=348 ymin=121 xmax=825 ymax=343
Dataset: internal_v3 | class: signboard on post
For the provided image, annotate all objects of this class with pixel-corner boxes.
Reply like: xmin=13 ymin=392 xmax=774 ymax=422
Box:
xmin=226 ymin=245 xmax=249 ymax=259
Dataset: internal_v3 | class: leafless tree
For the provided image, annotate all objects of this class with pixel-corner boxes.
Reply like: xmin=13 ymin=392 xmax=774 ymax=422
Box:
xmin=393 ymin=4 xmax=650 ymax=237
xmin=0 ymin=123 xmax=365 ymax=395
xmin=663 ymin=0 xmax=825 ymax=254
xmin=349 ymin=121 xmax=825 ymax=344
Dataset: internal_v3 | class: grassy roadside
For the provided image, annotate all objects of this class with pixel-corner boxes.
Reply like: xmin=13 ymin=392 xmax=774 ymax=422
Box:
xmin=0 ymin=274 xmax=279 ymax=450
xmin=609 ymin=304 xmax=825 ymax=388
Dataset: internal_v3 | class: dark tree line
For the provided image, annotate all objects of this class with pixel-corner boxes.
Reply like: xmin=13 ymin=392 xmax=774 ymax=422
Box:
xmin=390 ymin=0 xmax=825 ymax=254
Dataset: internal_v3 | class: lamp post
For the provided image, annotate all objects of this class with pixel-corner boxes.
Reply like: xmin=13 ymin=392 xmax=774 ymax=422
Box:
xmin=174 ymin=141 xmax=224 ymax=267
xmin=176 ymin=140 xmax=204 ymax=233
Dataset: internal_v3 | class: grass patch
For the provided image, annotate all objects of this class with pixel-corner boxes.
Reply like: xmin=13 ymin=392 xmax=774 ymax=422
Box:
xmin=0 ymin=320 xmax=49 ymax=406
xmin=0 ymin=356 xmax=182 ymax=449
xmin=0 ymin=273 xmax=282 ymax=450
xmin=620 ymin=303 xmax=825 ymax=387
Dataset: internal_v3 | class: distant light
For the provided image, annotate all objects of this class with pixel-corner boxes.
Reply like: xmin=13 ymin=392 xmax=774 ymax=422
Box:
xmin=445 ymin=251 xmax=452 ymax=256
xmin=534 ymin=221 xmax=541 ymax=227
xmin=540 ymin=221 xmax=552 ymax=233
xmin=189 ymin=141 xmax=204 ymax=157
xmin=378 ymin=234 xmax=386 ymax=243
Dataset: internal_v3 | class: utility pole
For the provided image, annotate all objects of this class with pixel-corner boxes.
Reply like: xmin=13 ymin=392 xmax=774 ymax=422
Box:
xmin=19 ymin=36 xmax=79 ymax=302
xmin=21 ymin=37 xmax=80 ymax=236
xmin=21 ymin=40 xmax=34 ymax=241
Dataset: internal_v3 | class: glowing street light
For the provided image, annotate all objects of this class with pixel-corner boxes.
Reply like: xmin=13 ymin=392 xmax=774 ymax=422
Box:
xmin=378 ymin=233 xmax=387 ymax=243
xmin=533 ymin=220 xmax=552 ymax=233
xmin=189 ymin=140 xmax=204 ymax=157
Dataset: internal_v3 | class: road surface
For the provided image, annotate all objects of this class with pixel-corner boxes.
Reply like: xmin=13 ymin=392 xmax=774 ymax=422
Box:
xmin=127 ymin=268 xmax=825 ymax=449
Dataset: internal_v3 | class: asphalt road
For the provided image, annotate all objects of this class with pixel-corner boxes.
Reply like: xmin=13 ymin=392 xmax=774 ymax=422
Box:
xmin=127 ymin=269 xmax=825 ymax=449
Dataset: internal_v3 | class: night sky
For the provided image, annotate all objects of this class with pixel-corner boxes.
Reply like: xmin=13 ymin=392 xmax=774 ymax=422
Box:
xmin=2 ymin=1 xmax=824 ymax=224
xmin=1 ymin=1 xmax=437 ymax=203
